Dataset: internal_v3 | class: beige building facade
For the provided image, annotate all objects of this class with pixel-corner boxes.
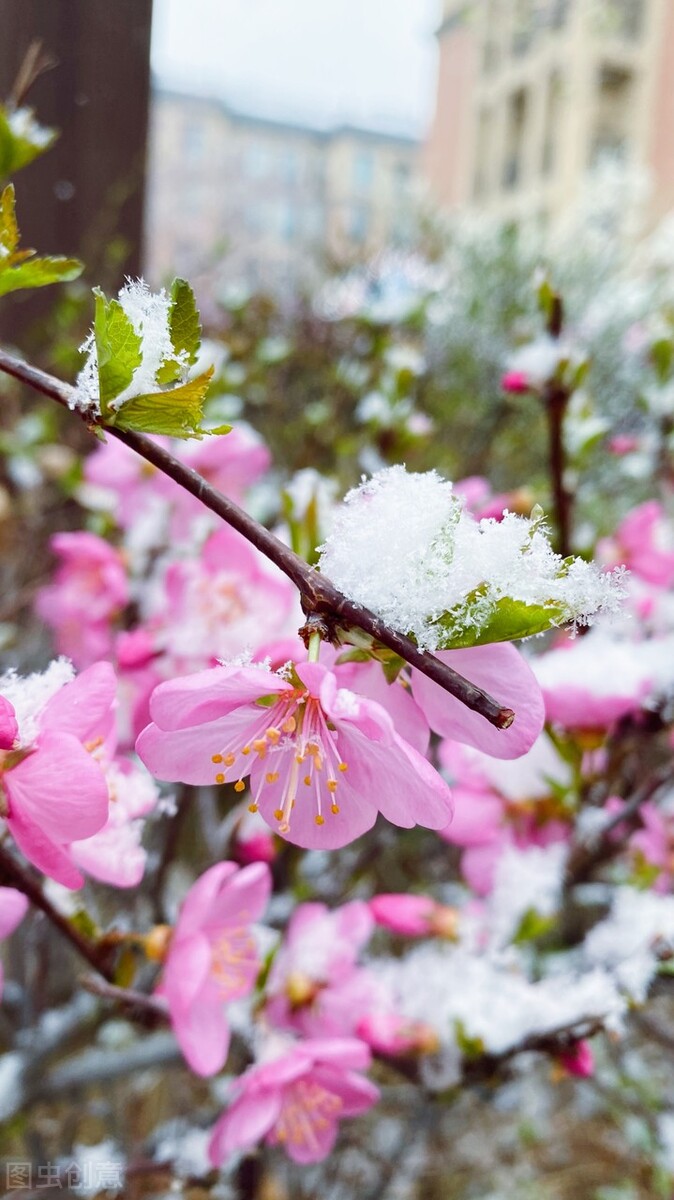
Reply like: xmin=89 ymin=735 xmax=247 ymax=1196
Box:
xmin=146 ymin=90 xmax=418 ymax=294
xmin=425 ymin=0 xmax=674 ymax=230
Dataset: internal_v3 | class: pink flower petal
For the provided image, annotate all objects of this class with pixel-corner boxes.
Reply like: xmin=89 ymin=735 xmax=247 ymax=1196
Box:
xmin=209 ymin=1090 xmax=282 ymax=1165
xmin=5 ymin=733 xmax=109 ymax=843
xmin=0 ymin=697 xmax=18 ymax=750
xmin=148 ymin=666 xmax=292 ymax=731
xmin=412 ymin=644 xmax=544 ymax=759
xmin=39 ymin=661 xmax=117 ymax=743
xmin=0 ymin=887 xmax=28 ymax=938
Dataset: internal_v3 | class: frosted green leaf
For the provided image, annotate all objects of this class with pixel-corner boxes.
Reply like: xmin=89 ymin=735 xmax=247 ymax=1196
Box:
xmin=429 ymin=592 xmax=570 ymax=649
xmin=156 ymin=277 xmax=201 ymax=385
xmin=74 ymin=278 xmax=222 ymax=439
xmin=93 ymin=289 xmax=143 ymax=413
xmin=0 ymin=105 xmax=56 ymax=179
xmin=0 ymin=183 xmax=81 ymax=297
xmin=107 ymin=367 xmax=230 ymax=439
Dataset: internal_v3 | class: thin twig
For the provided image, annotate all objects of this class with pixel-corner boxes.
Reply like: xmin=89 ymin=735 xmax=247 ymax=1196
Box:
xmin=566 ymin=763 xmax=674 ymax=886
xmin=79 ymin=974 xmax=168 ymax=1021
xmin=0 ymin=842 xmax=115 ymax=980
xmin=0 ymin=348 xmax=515 ymax=731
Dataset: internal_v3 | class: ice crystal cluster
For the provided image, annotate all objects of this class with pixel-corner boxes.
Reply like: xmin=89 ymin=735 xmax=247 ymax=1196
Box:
xmin=318 ymin=466 xmax=626 ymax=650
xmin=0 ymin=658 xmax=74 ymax=744
xmin=74 ymin=279 xmax=189 ymax=415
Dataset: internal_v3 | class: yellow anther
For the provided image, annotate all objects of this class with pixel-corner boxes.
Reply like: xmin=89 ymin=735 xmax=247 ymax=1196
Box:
xmin=242 ymin=745 xmax=251 ymax=756
xmin=215 ymin=773 xmax=225 ymax=784
xmin=282 ymin=716 xmax=296 ymax=733
xmin=295 ymin=753 xmax=305 ymax=764
xmin=331 ymin=804 xmax=340 ymax=815
xmin=248 ymin=803 xmax=259 ymax=813
xmin=234 ymin=780 xmax=246 ymax=793
xmin=306 ymin=741 xmax=319 ymax=755
xmin=274 ymin=809 xmax=284 ymax=821
xmin=304 ymin=775 xmax=312 ymax=786
xmin=315 ymin=814 xmax=325 ymax=826
xmin=266 ymin=771 xmax=279 ymax=784
xmin=313 ymin=754 xmax=323 ymax=770
xmin=224 ymin=753 xmax=236 ymax=766
xmin=212 ymin=753 xmax=224 ymax=764
xmin=267 ymin=727 xmax=281 ymax=744
xmin=327 ymin=779 xmax=338 ymax=793
xmin=339 ymin=762 xmax=348 ymax=772
xmin=253 ymin=739 xmax=267 ymax=754
xmin=279 ymin=821 xmax=290 ymax=834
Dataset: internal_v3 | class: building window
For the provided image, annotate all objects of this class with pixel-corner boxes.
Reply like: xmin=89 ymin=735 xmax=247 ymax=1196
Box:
xmin=349 ymin=203 xmax=369 ymax=243
xmin=511 ymin=0 xmax=534 ymax=56
xmin=353 ymin=150 xmax=375 ymax=190
xmin=541 ymin=71 xmax=562 ymax=176
xmin=502 ymin=89 xmax=528 ymax=190
xmin=244 ymin=142 xmax=273 ymax=180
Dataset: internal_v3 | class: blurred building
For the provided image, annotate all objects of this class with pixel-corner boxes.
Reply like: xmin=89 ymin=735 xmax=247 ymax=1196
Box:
xmin=146 ymin=88 xmax=419 ymax=294
xmin=425 ymin=0 xmax=674 ymax=229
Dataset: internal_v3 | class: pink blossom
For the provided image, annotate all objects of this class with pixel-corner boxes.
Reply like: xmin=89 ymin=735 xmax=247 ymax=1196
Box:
xmin=411 ymin=643 xmax=545 ymax=760
xmin=159 ymin=861 xmax=271 ymax=1076
xmin=0 ymin=887 xmax=28 ymax=997
xmin=231 ymin=805 xmax=278 ymax=867
xmin=264 ymin=901 xmax=376 ymax=1037
xmin=136 ymin=660 xmax=453 ymax=849
xmin=534 ymin=634 xmax=654 ymax=731
xmin=608 ymin=434 xmax=640 ymax=456
xmin=356 ymin=1011 xmax=439 ymax=1057
xmin=0 ymin=662 xmax=114 ymax=888
xmin=70 ymin=757 xmax=160 ymax=888
xmin=437 ymin=737 xmax=571 ymax=894
xmin=558 ymin=1039 xmax=595 ymax=1078
xmin=35 ymin=532 xmax=128 ymax=667
xmin=175 ymin=425 xmax=270 ymax=507
xmin=501 ymin=370 xmax=531 ymax=394
xmin=604 ymin=502 xmax=674 ymax=588
xmin=147 ymin=526 xmax=295 ymax=672
xmin=209 ymin=1037 xmax=379 ymax=1165
xmin=82 ymin=436 xmax=169 ymax=529
xmin=370 ymin=893 xmax=459 ymax=939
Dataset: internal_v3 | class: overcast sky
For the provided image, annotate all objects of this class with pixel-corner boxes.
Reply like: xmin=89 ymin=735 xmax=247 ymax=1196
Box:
xmin=151 ymin=0 xmax=440 ymax=135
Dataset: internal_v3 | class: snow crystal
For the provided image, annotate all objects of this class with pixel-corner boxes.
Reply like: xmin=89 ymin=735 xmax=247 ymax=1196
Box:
xmin=0 ymin=658 xmax=74 ymax=746
xmin=488 ymin=843 xmax=568 ymax=949
xmin=6 ymin=106 xmax=53 ymax=148
xmin=535 ymin=629 xmax=674 ymax=706
xmin=583 ymin=887 xmax=674 ymax=1002
xmin=74 ymin=278 xmax=189 ymax=414
xmin=318 ymin=466 xmax=626 ymax=650
xmin=371 ymin=942 xmax=624 ymax=1056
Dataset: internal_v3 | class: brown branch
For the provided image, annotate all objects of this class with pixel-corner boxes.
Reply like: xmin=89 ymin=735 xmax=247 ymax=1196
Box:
xmin=0 ymin=841 xmax=115 ymax=980
xmin=566 ymin=763 xmax=674 ymax=886
xmin=79 ymin=974 xmax=168 ymax=1024
xmin=0 ymin=348 xmax=515 ymax=731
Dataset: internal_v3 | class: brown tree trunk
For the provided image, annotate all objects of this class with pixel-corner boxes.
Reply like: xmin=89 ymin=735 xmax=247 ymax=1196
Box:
xmin=0 ymin=0 xmax=153 ymax=347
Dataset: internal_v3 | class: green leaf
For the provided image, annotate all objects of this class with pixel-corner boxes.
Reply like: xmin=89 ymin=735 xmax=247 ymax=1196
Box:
xmin=93 ymin=288 xmax=143 ymax=412
xmin=0 ymin=253 xmax=82 ymax=297
xmin=0 ymin=183 xmax=82 ymax=297
xmin=108 ymin=366 xmax=225 ymax=438
xmin=156 ymin=277 xmax=201 ymax=385
xmin=0 ymin=105 xmax=56 ymax=179
xmin=430 ymin=592 xmax=568 ymax=650
xmin=513 ymin=907 xmax=557 ymax=945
